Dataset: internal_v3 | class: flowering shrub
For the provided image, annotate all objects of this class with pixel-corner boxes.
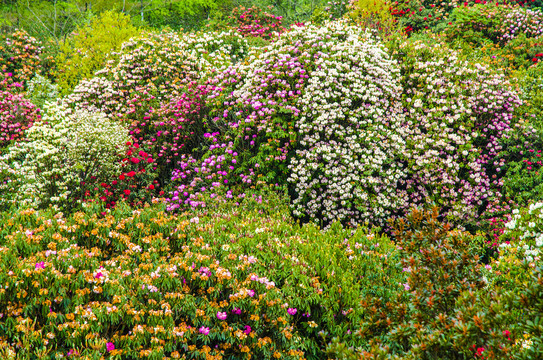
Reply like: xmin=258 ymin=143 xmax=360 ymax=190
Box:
xmin=0 ymin=29 xmax=42 ymax=87
xmin=287 ymin=27 xmax=408 ymax=227
xmin=129 ymin=84 xmax=211 ymax=186
xmin=0 ymin=187 xmax=403 ymax=359
xmin=0 ymin=81 xmax=40 ymax=151
xmin=0 ymin=103 xmax=129 ymax=210
xmin=398 ymin=40 xmax=522 ymax=223
xmin=498 ymin=6 xmax=543 ymax=43
xmin=446 ymin=3 xmax=511 ymax=45
xmin=389 ymin=0 xmax=455 ymax=34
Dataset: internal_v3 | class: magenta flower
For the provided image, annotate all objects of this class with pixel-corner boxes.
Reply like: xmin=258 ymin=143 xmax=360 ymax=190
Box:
xmin=247 ymin=289 xmax=255 ymax=297
xmin=287 ymin=308 xmax=297 ymax=315
xmin=199 ymin=326 xmax=210 ymax=335
xmin=217 ymin=311 xmax=227 ymax=320
xmin=244 ymin=325 xmax=252 ymax=335
xmin=94 ymin=272 xmax=103 ymax=279
xmin=35 ymin=262 xmax=45 ymax=270
xmin=106 ymin=342 xmax=115 ymax=352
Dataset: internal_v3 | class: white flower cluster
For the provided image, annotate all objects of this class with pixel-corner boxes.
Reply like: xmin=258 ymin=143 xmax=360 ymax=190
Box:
xmin=0 ymin=102 xmax=129 ymax=209
xmin=502 ymin=202 xmax=543 ymax=262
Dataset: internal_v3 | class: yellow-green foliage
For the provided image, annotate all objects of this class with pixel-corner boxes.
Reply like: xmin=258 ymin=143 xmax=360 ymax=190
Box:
xmin=56 ymin=10 xmax=141 ymax=95
xmin=348 ymin=0 xmax=397 ymax=37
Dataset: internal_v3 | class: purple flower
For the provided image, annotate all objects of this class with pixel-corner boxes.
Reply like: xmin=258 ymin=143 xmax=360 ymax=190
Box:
xmin=106 ymin=342 xmax=115 ymax=352
xmin=287 ymin=308 xmax=297 ymax=315
xmin=199 ymin=326 xmax=210 ymax=335
xmin=247 ymin=289 xmax=255 ymax=297
xmin=244 ymin=325 xmax=252 ymax=335
xmin=35 ymin=262 xmax=45 ymax=269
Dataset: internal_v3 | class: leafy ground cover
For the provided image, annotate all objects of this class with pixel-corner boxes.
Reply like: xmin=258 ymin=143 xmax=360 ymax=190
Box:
xmin=0 ymin=1 xmax=543 ymax=359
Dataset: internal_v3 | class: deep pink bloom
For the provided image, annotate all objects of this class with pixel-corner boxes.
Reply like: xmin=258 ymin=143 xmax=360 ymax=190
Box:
xmin=199 ymin=326 xmax=210 ymax=335
xmin=244 ymin=325 xmax=252 ymax=335
xmin=35 ymin=262 xmax=45 ymax=269
xmin=287 ymin=308 xmax=297 ymax=315
xmin=232 ymin=307 xmax=242 ymax=315
xmin=106 ymin=342 xmax=115 ymax=352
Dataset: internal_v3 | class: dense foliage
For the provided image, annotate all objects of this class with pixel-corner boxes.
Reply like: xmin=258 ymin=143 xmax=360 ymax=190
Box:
xmin=0 ymin=0 xmax=542 ymax=358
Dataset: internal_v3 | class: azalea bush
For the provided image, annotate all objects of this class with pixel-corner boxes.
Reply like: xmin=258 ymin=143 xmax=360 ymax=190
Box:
xmin=498 ymin=6 xmax=543 ymax=43
xmin=398 ymin=39 xmax=523 ymax=224
xmin=168 ymin=20 xmax=409 ymax=228
xmin=0 ymin=186 xmax=404 ymax=359
xmin=228 ymin=6 xmax=285 ymax=39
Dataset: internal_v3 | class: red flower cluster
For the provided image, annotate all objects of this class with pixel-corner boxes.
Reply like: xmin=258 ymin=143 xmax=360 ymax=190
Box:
xmin=88 ymin=141 xmax=159 ymax=209
xmin=228 ymin=6 xmax=285 ymax=40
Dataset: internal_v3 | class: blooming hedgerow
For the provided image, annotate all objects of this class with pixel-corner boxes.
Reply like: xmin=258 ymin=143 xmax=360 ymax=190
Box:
xmin=0 ymin=102 xmax=130 ymax=210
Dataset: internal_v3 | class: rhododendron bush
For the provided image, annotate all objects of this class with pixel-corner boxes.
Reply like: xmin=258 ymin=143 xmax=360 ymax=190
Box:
xmin=0 ymin=75 xmax=41 ymax=150
xmin=0 ymin=103 xmax=129 ymax=210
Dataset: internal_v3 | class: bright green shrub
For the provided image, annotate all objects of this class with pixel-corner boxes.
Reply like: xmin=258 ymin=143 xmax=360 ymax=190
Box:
xmin=55 ymin=10 xmax=141 ymax=95
xmin=0 ymin=102 xmax=130 ymax=211
xmin=348 ymin=0 xmax=399 ymax=38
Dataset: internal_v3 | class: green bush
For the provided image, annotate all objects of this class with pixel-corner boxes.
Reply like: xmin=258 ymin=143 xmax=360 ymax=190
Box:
xmin=446 ymin=3 xmax=508 ymax=46
xmin=55 ymin=10 xmax=141 ymax=95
